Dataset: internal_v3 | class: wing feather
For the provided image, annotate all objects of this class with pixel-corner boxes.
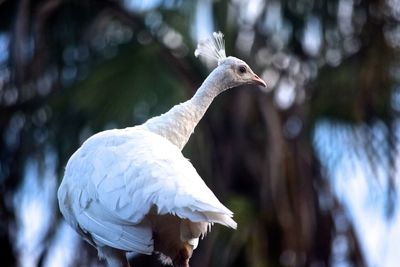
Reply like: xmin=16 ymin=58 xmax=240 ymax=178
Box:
xmin=86 ymin=128 xmax=236 ymax=226
xmin=58 ymin=127 xmax=236 ymax=254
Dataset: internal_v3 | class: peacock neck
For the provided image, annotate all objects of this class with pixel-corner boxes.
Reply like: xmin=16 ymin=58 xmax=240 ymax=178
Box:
xmin=141 ymin=69 xmax=225 ymax=150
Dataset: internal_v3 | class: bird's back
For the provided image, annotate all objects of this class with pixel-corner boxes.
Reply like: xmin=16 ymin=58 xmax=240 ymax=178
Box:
xmin=58 ymin=126 xmax=236 ymax=256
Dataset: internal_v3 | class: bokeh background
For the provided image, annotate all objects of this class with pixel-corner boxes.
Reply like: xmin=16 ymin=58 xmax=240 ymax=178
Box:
xmin=1 ymin=0 xmax=399 ymax=266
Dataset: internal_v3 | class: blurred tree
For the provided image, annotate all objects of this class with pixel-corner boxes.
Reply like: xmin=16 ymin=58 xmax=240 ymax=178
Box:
xmin=0 ymin=0 xmax=398 ymax=266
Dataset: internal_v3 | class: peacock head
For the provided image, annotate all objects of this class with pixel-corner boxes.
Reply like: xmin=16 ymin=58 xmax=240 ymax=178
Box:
xmin=195 ymin=32 xmax=266 ymax=89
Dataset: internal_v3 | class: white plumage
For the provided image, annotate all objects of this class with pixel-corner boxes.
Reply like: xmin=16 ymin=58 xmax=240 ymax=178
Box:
xmin=58 ymin=32 xmax=266 ymax=267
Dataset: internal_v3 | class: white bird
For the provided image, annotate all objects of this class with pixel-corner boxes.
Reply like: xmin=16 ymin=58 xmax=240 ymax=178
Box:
xmin=57 ymin=32 xmax=266 ymax=267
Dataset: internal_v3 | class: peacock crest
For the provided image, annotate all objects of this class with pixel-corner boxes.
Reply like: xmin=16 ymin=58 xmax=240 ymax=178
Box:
xmin=194 ymin=31 xmax=227 ymax=65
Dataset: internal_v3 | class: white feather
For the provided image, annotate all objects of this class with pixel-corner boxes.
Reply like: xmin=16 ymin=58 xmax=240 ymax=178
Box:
xmin=58 ymin=127 xmax=236 ymax=256
xmin=194 ymin=31 xmax=227 ymax=65
xmin=56 ymin=32 xmax=268 ymax=266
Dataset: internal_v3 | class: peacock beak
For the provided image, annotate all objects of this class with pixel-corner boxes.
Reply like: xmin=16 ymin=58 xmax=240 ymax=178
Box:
xmin=252 ymin=74 xmax=267 ymax=87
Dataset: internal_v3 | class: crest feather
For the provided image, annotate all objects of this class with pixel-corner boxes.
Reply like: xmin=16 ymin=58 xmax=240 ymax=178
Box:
xmin=194 ymin=31 xmax=227 ymax=65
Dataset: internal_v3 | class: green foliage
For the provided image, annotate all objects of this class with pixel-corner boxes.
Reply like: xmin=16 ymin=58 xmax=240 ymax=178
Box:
xmin=1 ymin=0 xmax=398 ymax=266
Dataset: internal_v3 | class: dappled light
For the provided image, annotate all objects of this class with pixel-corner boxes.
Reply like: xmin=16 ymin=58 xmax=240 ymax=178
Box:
xmin=314 ymin=120 xmax=400 ymax=266
xmin=0 ymin=0 xmax=399 ymax=266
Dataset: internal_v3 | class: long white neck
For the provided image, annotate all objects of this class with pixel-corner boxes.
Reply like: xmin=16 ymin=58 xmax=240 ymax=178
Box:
xmin=141 ymin=68 xmax=228 ymax=150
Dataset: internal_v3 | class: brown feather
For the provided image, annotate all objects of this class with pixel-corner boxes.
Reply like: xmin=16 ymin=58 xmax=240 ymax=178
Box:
xmin=147 ymin=213 xmax=205 ymax=266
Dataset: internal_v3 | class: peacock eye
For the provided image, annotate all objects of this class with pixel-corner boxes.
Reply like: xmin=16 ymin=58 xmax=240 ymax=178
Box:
xmin=239 ymin=65 xmax=247 ymax=74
